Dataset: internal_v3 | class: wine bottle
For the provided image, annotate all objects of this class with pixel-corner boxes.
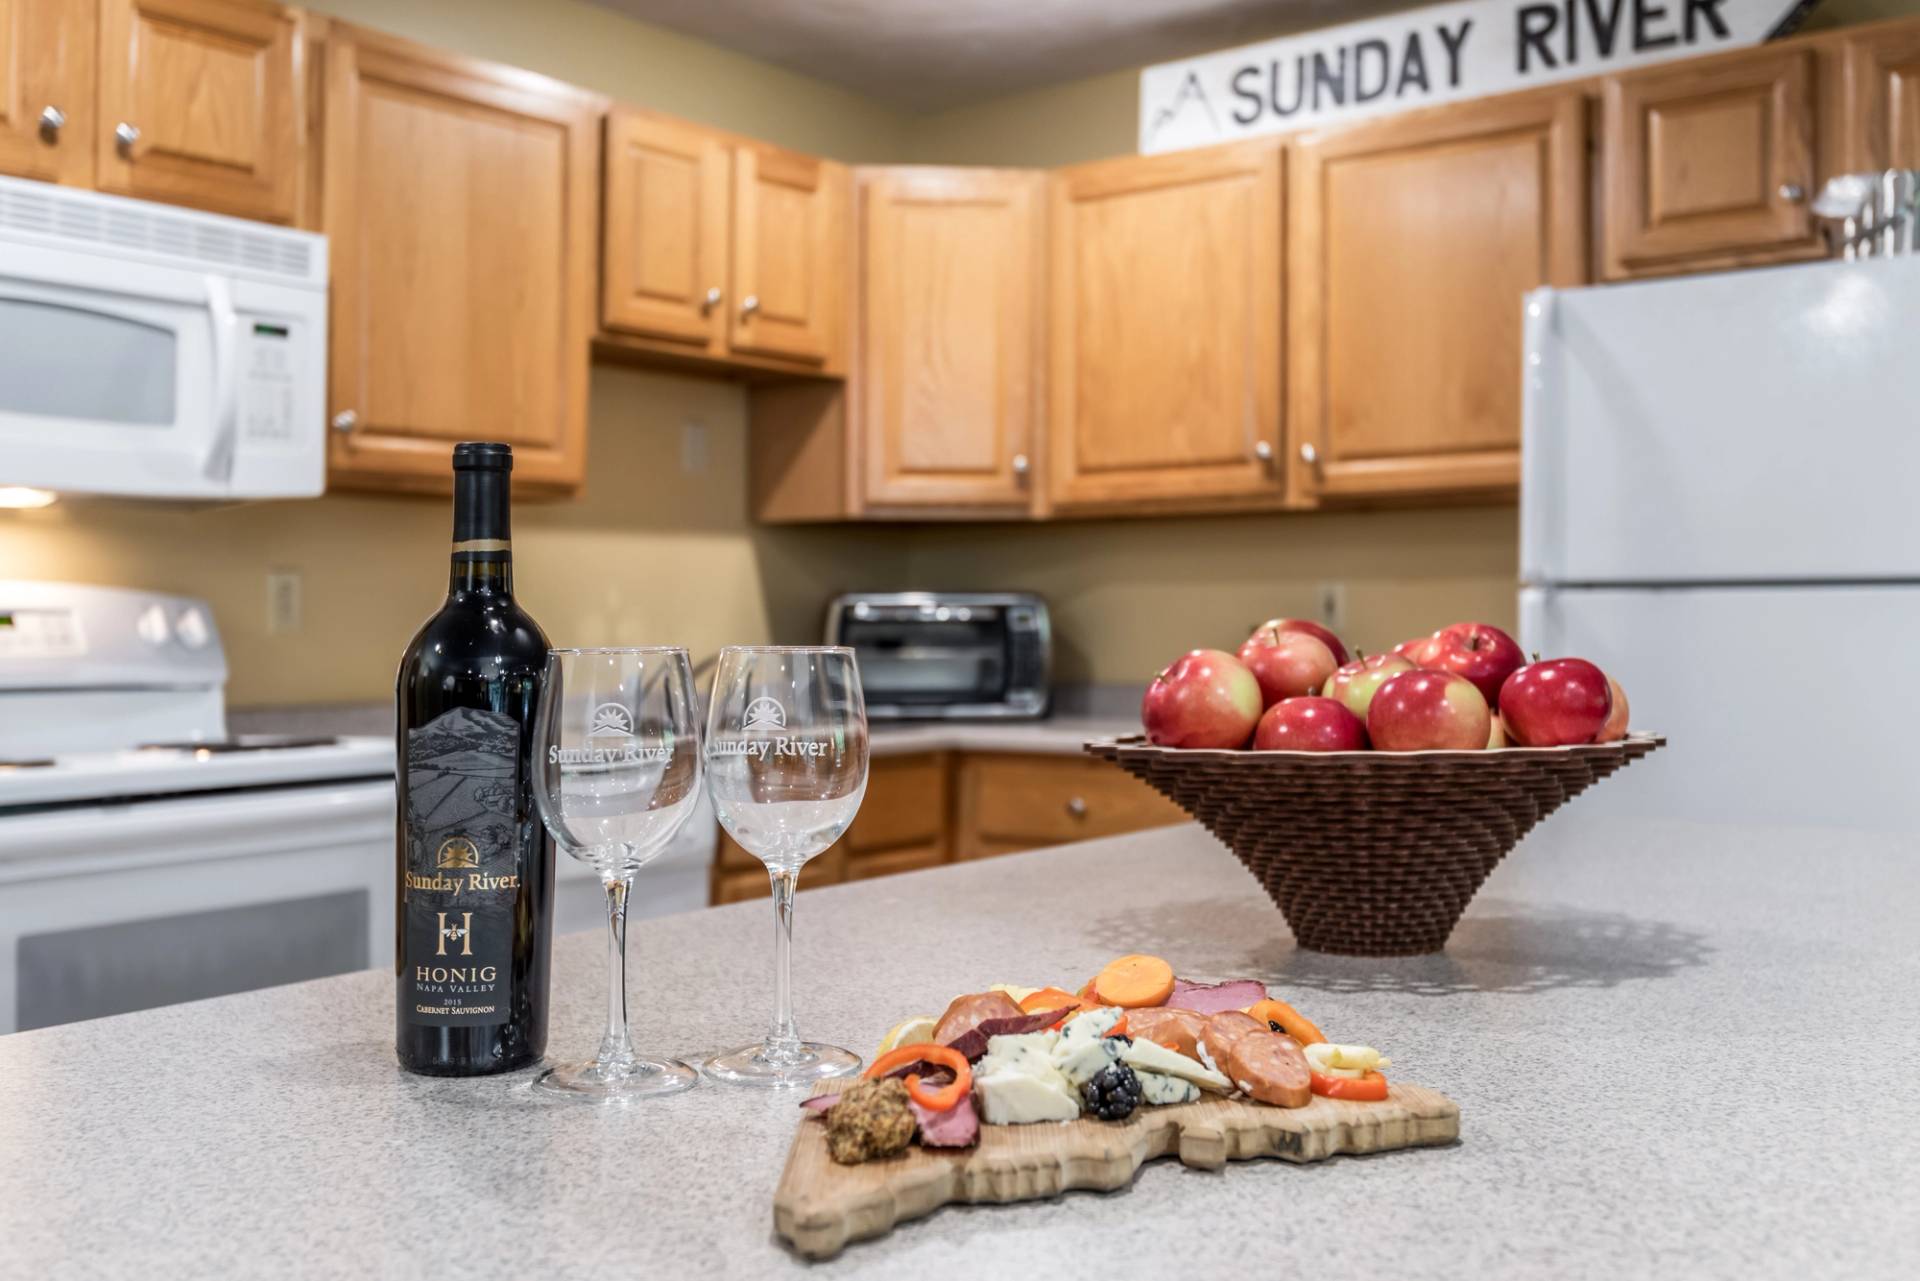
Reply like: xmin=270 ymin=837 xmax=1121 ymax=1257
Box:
xmin=394 ymin=442 xmax=554 ymax=1076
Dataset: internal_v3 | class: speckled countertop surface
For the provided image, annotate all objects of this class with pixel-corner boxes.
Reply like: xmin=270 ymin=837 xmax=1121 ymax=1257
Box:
xmin=4 ymin=816 xmax=1917 ymax=1279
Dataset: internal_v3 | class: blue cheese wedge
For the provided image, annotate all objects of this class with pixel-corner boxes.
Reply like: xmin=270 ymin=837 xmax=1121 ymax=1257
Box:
xmin=1055 ymin=1034 xmax=1126 ymax=1087
xmin=1135 ymin=1070 xmax=1201 ymax=1106
xmin=1052 ymin=1006 xmax=1124 ymax=1061
xmin=1121 ymin=1036 xmax=1232 ymax=1093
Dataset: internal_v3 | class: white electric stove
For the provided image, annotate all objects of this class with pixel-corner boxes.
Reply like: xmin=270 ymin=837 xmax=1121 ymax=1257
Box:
xmin=0 ymin=581 xmax=394 ymax=1034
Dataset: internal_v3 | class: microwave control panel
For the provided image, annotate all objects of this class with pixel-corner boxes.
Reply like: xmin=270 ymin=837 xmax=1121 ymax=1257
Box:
xmin=240 ymin=320 xmax=299 ymax=443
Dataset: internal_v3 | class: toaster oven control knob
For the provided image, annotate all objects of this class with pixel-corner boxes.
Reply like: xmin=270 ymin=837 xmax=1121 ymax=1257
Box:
xmin=174 ymin=607 xmax=210 ymax=651
xmin=137 ymin=604 xmax=171 ymax=647
xmin=1065 ymin=796 xmax=1088 ymax=819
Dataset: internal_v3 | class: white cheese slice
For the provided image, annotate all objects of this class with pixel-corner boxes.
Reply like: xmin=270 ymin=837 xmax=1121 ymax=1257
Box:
xmin=1055 ymin=1035 xmax=1125 ymax=1087
xmin=1135 ymin=1070 xmax=1201 ymax=1106
xmin=973 ymin=1064 xmax=1082 ymax=1124
xmin=1121 ymin=1036 xmax=1232 ymax=1093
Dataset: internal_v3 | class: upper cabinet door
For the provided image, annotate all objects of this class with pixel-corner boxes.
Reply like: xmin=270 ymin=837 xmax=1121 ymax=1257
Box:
xmin=1602 ymin=47 xmax=1819 ymax=278
xmin=96 ymin=0 xmax=303 ymax=223
xmin=0 ymin=0 xmax=94 ymax=186
xmin=1290 ymin=91 xmax=1586 ymax=502
xmin=1048 ymin=141 xmax=1283 ymax=512
xmin=322 ymin=24 xmax=599 ymax=494
xmin=601 ymin=108 xmax=729 ymax=354
xmin=1842 ymin=22 xmax=1920 ymax=170
xmin=730 ymin=144 xmax=846 ymax=368
xmin=859 ymin=168 xmax=1044 ymax=513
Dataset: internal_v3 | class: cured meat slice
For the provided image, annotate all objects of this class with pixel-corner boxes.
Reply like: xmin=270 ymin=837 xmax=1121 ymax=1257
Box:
xmin=1222 ymin=1031 xmax=1312 ymax=1108
xmin=1164 ymin=978 xmax=1267 ymax=1014
xmin=932 ymin=991 xmax=1023 ymax=1048
xmin=1124 ymin=1008 xmax=1206 ymax=1060
xmin=1197 ymin=1009 xmax=1265 ymax=1069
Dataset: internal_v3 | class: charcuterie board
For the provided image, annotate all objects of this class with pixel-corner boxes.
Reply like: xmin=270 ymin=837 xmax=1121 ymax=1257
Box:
xmin=774 ymin=1080 xmax=1460 ymax=1259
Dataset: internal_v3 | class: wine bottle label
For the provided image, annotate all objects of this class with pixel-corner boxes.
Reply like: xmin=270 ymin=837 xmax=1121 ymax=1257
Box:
xmin=401 ymin=706 xmax=523 ymax=1027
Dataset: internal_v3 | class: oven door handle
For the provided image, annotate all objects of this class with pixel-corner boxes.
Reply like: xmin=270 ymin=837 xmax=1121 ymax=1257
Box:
xmin=202 ymin=274 xmax=240 ymax=484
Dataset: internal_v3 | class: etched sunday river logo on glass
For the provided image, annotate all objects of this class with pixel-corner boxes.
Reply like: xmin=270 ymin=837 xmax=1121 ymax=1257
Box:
xmin=549 ymin=700 xmax=674 ymax=765
xmin=710 ymin=695 xmax=837 ymax=760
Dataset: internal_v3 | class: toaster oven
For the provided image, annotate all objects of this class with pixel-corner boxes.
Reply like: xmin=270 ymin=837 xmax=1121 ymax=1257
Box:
xmin=825 ymin=593 xmax=1050 ymax=720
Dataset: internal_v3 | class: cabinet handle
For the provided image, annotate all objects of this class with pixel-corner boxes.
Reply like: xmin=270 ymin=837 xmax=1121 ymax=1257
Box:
xmin=1778 ymin=182 xmax=1806 ymax=203
xmin=114 ymin=122 xmax=140 ymax=156
xmin=38 ymin=106 xmax=65 ymax=140
xmin=1299 ymin=442 xmax=1320 ymax=467
xmin=1065 ymin=796 xmax=1088 ymax=818
xmin=331 ymin=409 xmax=358 ymax=434
xmin=1011 ymin=453 xmax=1031 ymax=478
xmin=739 ymin=294 xmax=760 ymax=319
xmin=1253 ymin=440 xmax=1275 ymax=463
xmin=701 ymin=286 xmax=723 ymax=314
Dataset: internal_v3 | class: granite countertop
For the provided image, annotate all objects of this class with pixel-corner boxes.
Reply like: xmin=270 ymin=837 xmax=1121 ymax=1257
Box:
xmin=5 ymin=816 xmax=1916 ymax=1278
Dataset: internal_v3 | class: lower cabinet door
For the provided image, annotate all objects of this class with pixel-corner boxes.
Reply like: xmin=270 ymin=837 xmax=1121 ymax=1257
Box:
xmin=954 ymin=754 xmax=1186 ymax=860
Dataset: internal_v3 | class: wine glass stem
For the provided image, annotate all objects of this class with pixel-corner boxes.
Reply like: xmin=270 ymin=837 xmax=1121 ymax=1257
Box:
xmin=766 ymin=866 xmax=801 ymax=1060
xmin=598 ymin=874 xmax=636 ymax=1069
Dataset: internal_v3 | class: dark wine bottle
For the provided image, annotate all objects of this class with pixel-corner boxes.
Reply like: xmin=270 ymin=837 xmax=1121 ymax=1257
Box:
xmin=394 ymin=442 xmax=554 ymax=1076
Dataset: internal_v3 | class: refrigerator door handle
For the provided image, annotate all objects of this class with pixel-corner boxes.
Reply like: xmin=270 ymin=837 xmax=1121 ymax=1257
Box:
xmin=1519 ymin=286 xmax=1558 ymax=587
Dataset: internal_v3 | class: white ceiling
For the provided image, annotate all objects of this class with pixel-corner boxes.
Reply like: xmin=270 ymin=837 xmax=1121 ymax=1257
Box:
xmin=589 ymin=0 xmax=1435 ymax=113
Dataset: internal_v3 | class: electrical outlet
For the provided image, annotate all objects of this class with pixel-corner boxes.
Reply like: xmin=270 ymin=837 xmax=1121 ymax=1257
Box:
xmin=267 ymin=569 xmax=303 ymax=635
xmin=680 ymin=419 xmax=710 ymax=475
xmin=1315 ymin=582 xmax=1348 ymax=635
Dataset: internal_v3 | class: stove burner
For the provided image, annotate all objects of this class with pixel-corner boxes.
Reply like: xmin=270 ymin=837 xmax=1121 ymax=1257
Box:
xmin=0 ymin=758 xmax=55 ymax=769
xmin=136 ymin=736 xmax=341 ymax=755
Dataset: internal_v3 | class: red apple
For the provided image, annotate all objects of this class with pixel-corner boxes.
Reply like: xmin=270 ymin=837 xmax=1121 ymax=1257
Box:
xmin=1141 ymin=649 xmax=1263 ymax=749
xmin=1594 ymin=676 xmax=1630 ymax=743
xmin=1424 ymin=621 xmax=1526 ymax=706
xmin=1253 ymin=696 xmax=1368 ymax=752
xmin=1366 ymin=669 xmax=1491 ymax=752
xmin=1236 ymin=629 xmax=1338 ymax=708
xmin=1323 ymin=653 xmax=1413 ymax=722
xmin=1498 ymin=658 xmax=1612 ymax=746
xmin=1248 ymin=617 xmax=1350 ymax=666
xmin=1487 ymin=714 xmax=1508 ymax=749
xmin=1394 ymin=632 xmax=1447 ymax=665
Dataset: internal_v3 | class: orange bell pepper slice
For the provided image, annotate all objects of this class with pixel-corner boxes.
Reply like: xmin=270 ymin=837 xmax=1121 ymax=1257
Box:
xmin=1248 ymin=998 xmax=1326 ymax=1046
xmin=1310 ymin=1069 xmax=1388 ymax=1102
xmin=865 ymin=1042 xmax=973 ymax=1112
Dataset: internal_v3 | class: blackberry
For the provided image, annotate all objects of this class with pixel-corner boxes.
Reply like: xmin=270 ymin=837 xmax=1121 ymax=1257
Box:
xmin=1082 ymin=1063 xmax=1143 ymax=1121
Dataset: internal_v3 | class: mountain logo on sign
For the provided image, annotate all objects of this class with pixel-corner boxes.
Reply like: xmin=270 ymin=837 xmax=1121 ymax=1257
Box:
xmin=589 ymin=702 xmax=634 ymax=738
xmin=1146 ymin=69 xmax=1219 ymax=142
xmin=742 ymin=697 xmax=787 ymax=731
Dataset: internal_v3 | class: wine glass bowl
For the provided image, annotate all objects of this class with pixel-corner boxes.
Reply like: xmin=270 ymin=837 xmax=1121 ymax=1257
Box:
xmin=702 ymin=646 xmax=869 ymax=1088
xmin=531 ymin=647 xmax=703 ymax=1102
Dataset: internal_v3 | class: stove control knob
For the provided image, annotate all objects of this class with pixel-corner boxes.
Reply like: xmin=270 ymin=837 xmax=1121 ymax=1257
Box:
xmin=137 ymin=604 xmax=171 ymax=646
xmin=174 ymin=607 xmax=210 ymax=650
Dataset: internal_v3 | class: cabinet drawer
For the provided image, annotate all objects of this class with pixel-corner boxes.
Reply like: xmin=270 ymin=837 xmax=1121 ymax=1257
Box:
xmin=843 ymin=752 xmax=947 ymax=855
xmin=955 ymin=754 xmax=1184 ymax=858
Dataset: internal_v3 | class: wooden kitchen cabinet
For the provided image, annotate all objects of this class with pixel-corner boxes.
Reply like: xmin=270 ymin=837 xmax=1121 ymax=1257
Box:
xmin=321 ymin=23 xmax=599 ymax=495
xmin=0 ymin=0 xmax=95 ymax=187
xmin=1842 ymin=21 xmax=1920 ymax=170
xmin=96 ymin=0 xmax=304 ymax=223
xmin=598 ymin=110 xmax=847 ymax=376
xmin=953 ymin=753 xmax=1184 ymax=861
xmin=1288 ymin=90 xmax=1586 ymax=502
xmin=1602 ymin=46 xmax=1821 ymax=279
xmin=1048 ymin=141 xmax=1284 ymax=512
xmin=857 ymin=167 xmax=1045 ymax=514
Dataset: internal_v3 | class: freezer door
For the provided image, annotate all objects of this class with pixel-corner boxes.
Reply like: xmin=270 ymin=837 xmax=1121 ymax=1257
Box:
xmin=1521 ymin=256 xmax=1920 ymax=585
xmin=1518 ymin=585 xmax=1918 ymax=831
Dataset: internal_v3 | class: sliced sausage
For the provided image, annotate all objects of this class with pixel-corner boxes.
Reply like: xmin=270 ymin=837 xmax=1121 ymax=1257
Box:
xmin=1197 ymin=1009 xmax=1264 ymax=1069
xmin=1222 ymin=1030 xmax=1312 ymax=1108
xmin=1125 ymin=1008 xmax=1206 ymax=1059
xmin=932 ymin=991 xmax=1024 ymax=1048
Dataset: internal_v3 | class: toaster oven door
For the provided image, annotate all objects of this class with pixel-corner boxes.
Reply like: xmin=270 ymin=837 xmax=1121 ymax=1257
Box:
xmin=839 ymin=605 xmax=1043 ymax=717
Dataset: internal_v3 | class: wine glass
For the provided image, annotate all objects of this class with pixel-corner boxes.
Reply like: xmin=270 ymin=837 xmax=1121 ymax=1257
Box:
xmin=531 ymin=647 xmax=703 ymax=1102
xmin=701 ymin=645 xmax=868 ymax=1088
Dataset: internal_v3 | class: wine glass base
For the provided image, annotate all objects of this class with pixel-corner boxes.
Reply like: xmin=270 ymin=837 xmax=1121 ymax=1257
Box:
xmin=700 ymin=1041 xmax=862 ymax=1089
xmin=534 ymin=1054 xmax=698 ymax=1103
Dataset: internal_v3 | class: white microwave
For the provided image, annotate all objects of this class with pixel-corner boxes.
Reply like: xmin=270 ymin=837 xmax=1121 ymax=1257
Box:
xmin=0 ymin=177 xmax=327 ymax=500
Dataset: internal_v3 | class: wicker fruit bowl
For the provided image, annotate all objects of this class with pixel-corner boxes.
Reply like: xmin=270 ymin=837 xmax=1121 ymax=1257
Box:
xmin=1085 ymin=732 xmax=1666 ymax=957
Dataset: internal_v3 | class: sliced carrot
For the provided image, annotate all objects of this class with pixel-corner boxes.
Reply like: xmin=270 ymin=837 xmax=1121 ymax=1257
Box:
xmin=1103 ymin=1015 xmax=1130 ymax=1039
xmin=1019 ymin=987 xmax=1077 ymax=1015
xmin=1094 ymin=954 xmax=1176 ymax=1009
xmin=1248 ymin=997 xmax=1325 ymax=1046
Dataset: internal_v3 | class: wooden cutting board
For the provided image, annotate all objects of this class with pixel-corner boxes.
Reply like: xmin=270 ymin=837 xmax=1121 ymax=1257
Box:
xmin=774 ymin=1081 xmax=1460 ymax=1259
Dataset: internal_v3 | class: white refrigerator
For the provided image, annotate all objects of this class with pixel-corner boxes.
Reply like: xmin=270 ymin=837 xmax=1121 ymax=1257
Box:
xmin=1519 ymin=255 xmax=1920 ymax=832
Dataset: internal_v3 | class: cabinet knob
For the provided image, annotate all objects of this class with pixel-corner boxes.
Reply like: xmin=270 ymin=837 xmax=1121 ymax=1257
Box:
xmin=38 ymin=106 xmax=65 ymax=140
xmin=1011 ymin=453 xmax=1031 ymax=477
xmin=114 ymin=122 xmax=140 ymax=155
xmin=1065 ymin=796 xmax=1088 ymax=818
xmin=331 ymin=409 xmax=358 ymax=433
xmin=1779 ymin=182 xmax=1807 ymax=203
xmin=740 ymin=294 xmax=760 ymax=319
xmin=1299 ymin=442 xmax=1320 ymax=467
xmin=1253 ymin=440 xmax=1274 ymax=463
xmin=702 ymin=286 xmax=723 ymax=314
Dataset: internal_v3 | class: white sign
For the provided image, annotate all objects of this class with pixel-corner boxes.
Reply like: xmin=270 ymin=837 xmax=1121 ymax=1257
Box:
xmin=1139 ymin=0 xmax=1817 ymax=154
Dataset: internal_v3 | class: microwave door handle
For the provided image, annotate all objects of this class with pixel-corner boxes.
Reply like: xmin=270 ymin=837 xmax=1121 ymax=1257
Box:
xmin=202 ymin=274 xmax=240 ymax=483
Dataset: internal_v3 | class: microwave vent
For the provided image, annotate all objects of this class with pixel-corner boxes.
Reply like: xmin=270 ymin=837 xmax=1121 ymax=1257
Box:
xmin=0 ymin=179 xmax=319 ymax=285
